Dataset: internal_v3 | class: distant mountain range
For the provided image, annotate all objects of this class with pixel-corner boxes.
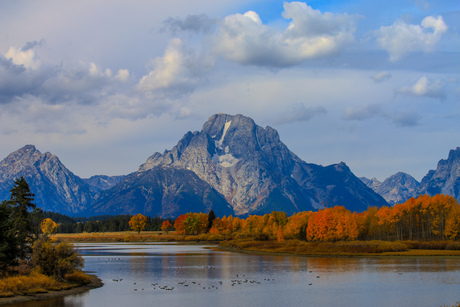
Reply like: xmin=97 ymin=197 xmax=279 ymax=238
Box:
xmin=1 ymin=114 xmax=459 ymax=217
xmin=360 ymin=147 xmax=460 ymax=205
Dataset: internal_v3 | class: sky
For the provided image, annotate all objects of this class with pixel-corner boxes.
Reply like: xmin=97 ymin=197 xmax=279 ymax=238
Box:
xmin=1 ymin=0 xmax=459 ymax=182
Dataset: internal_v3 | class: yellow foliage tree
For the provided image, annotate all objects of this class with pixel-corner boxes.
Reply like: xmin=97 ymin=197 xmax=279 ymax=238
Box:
xmin=40 ymin=218 xmax=57 ymax=235
xmin=129 ymin=214 xmax=148 ymax=233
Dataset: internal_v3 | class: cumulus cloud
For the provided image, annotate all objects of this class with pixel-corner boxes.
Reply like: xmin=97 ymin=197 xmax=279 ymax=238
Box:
xmin=212 ymin=2 xmax=357 ymax=67
xmin=0 ymin=47 xmax=131 ymax=105
xmin=161 ymin=14 xmax=218 ymax=34
xmin=4 ymin=40 xmax=44 ymax=70
xmin=273 ymin=103 xmax=327 ymax=124
xmin=375 ymin=15 xmax=448 ymax=61
xmin=395 ymin=76 xmax=446 ymax=100
xmin=137 ymin=38 xmax=212 ymax=99
xmin=371 ymin=71 xmax=392 ymax=83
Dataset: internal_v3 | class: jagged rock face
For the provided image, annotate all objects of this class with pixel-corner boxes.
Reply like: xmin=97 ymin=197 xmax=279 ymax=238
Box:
xmin=360 ymin=177 xmax=382 ymax=190
xmin=362 ymin=172 xmax=420 ymax=205
xmin=139 ymin=114 xmax=387 ymax=215
xmin=417 ymin=147 xmax=460 ymax=202
xmin=90 ymin=166 xmax=234 ymax=218
xmin=0 ymin=145 xmax=93 ymax=214
xmin=83 ymin=175 xmax=126 ymax=193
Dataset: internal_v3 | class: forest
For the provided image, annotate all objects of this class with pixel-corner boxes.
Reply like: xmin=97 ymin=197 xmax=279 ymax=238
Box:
xmin=43 ymin=212 xmax=172 ymax=233
xmin=173 ymin=194 xmax=460 ymax=242
xmin=49 ymin=194 xmax=460 ymax=242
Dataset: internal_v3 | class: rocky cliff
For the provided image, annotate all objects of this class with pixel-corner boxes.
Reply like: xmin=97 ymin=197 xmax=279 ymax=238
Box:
xmin=83 ymin=175 xmax=126 ymax=193
xmin=136 ymin=113 xmax=387 ymax=215
xmin=0 ymin=145 xmax=93 ymax=214
xmin=417 ymin=147 xmax=460 ymax=202
xmin=361 ymin=172 xmax=420 ymax=205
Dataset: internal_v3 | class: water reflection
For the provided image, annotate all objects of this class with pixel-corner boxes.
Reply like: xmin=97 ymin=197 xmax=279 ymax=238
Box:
xmin=7 ymin=243 xmax=459 ymax=307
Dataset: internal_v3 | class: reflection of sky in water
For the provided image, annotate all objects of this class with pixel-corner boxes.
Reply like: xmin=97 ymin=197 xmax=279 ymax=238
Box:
xmin=11 ymin=243 xmax=459 ymax=307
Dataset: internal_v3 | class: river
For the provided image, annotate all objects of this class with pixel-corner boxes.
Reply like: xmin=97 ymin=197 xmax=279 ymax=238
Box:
xmin=10 ymin=243 xmax=460 ymax=307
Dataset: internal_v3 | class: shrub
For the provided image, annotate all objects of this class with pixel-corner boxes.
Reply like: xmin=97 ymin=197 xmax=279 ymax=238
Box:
xmin=32 ymin=238 xmax=84 ymax=280
xmin=64 ymin=270 xmax=91 ymax=284
xmin=0 ymin=271 xmax=63 ymax=297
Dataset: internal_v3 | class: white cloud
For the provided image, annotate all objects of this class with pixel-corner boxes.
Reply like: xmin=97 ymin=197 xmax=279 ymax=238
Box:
xmin=5 ymin=46 xmax=41 ymax=70
xmin=137 ymin=38 xmax=212 ymax=98
xmin=114 ymin=69 xmax=130 ymax=82
xmin=212 ymin=2 xmax=357 ymax=67
xmin=0 ymin=46 xmax=132 ymax=105
xmin=375 ymin=15 xmax=447 ymax=61
xmin=395 ymin=76 xmax=446 ymax=100
xmin=371 ymin=71 xmax=391 ymax=83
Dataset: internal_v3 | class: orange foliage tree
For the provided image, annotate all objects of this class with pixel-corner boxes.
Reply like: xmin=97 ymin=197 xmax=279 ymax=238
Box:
xmin=161 ymin=220 xmax=173 ymax=234
xmin=129 ymin=214 xmax=148 ymax=234
xmin=174 ymin=214 xmax=187 ymax=235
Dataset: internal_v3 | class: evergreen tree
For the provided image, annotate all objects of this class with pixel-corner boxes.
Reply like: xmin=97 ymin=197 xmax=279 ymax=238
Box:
xmin=5 ymin=177 xmax=42 ymax=260
xmin=207 ymin=209 xmax=216 ymax=231
xmin=0 ymin=201 xmax=19 ymax=271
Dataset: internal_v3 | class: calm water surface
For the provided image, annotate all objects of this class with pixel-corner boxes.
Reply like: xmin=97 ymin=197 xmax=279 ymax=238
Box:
xmin=13 ymin=243 xmax=460 ymax=307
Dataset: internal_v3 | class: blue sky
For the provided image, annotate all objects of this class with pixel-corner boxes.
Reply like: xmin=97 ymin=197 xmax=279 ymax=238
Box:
xmin=1 ymin=0 xmax=459 ymax=181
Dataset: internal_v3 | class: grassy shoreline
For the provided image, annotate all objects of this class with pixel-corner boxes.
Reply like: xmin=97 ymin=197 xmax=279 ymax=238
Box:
xmin=218 ymin=239 xmax=460 ymax=257
xmin=0 ymin=273 xmax=103 ymax=305
xmin=52 ymin=232 xmax=460 ymax=257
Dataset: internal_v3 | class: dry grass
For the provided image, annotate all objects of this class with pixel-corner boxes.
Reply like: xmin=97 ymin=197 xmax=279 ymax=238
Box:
xmin=0 ymin=270 xmax=94 ymax=298
xmin=52 ymin=231 xmax=226 ymax=243
xmin=401 ymin=241 xmax=460 ymax=250
xmin=0 ymin=272 xmax=67 ymax=297
xmin=64 ymin=271 xmax=91 ymax=285
xmin=219 ymin=239 xmax=460 ymax=257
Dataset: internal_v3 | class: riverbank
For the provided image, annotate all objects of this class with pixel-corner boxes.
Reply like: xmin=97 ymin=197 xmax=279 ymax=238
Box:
xmin=52 ymin=231 xmax=224 ymax=243
xmin=0 ymin=274 xmax=103 ymax=306
xmin=52 ymin=232 xmax=460 ymax=257
xmin=218 ymin=239 xmax=460 ymax=257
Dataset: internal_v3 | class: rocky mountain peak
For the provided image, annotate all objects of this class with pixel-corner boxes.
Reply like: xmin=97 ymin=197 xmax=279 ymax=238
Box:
xmin=417 ymin=146 xmax=460 ymax=202
xmin=136 ymin=113 xmax=387 ymax=215
xmin=0 ymin=145 xmax=93 ymax=214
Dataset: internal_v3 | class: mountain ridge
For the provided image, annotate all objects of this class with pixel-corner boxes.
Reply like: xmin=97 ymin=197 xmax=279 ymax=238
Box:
xmin=10 ymin=114 xmax=460 ymax=217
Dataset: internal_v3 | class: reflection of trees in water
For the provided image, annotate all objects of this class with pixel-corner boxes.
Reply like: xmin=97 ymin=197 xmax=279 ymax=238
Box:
xmin=10 ymin=291 xmax=88 ymax=307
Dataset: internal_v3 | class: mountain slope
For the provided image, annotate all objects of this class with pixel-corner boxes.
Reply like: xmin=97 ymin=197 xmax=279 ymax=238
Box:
xmin=417 ymin=147 xmax=460 ymax=202
xmin=361 ymin=172 xmax=419 ymax=205
xmin=90 ymin=166 xmax=234 ymax=218
xmin=83 ymin=175 xmax=126 ymax=193
xmin=136 ymin=113 xmax=387 ymax=215
xmin=0 ymin=145 xmax=93 ymax=214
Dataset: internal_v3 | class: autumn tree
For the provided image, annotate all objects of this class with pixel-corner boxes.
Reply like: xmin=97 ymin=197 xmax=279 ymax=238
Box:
xmin=40 ymin=218 xmax=58 ymax=235
xmin=32 ymin=238 xmax=84 ymax=281
xmin=174 ymin=214 xmax=187 ymax=235
xmin=184 ymin=213 xmax=208 ymax=235
xmin=129 ymin=214 xmax=148 ymax=233
xmin=161 ymin=220 xmax=173 ymax=234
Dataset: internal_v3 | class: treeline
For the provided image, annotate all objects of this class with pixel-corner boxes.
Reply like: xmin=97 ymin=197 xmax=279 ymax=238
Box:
xmin=44 ymin=194 xmax=460 ymax=242
xmin=43 ymin=212 xmax=172 ymax=233
xmin=174 ymin=194 xmax=460 ymax=242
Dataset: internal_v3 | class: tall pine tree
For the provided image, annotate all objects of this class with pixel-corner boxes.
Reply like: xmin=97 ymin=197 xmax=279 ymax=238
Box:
xmin=5 ymin=177 xmax=42 ymax=260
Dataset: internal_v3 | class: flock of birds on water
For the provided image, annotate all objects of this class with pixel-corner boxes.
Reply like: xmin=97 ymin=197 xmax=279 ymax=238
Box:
xmin=102 ymin=257 xmax=322 ymax=292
